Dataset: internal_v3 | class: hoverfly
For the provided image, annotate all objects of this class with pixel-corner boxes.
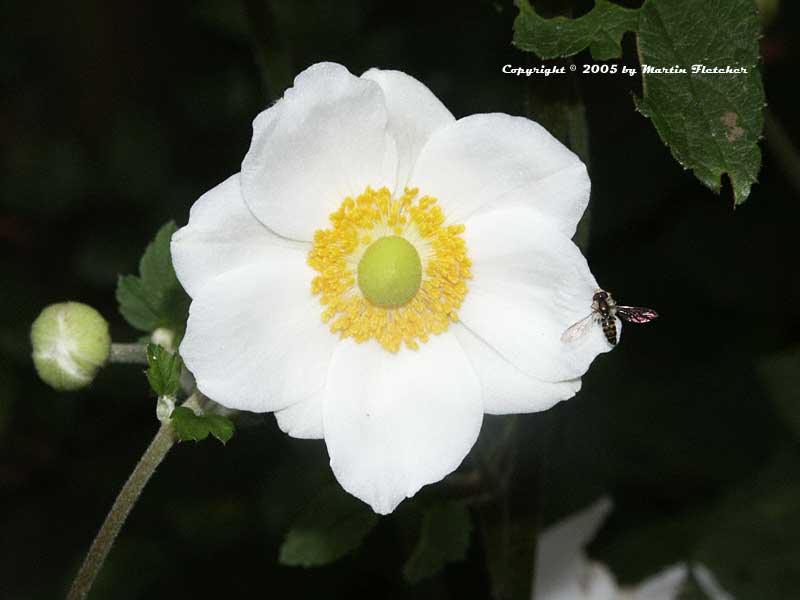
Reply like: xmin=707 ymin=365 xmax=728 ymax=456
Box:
xmin=561 ymin=289 xmax=658 ymax=346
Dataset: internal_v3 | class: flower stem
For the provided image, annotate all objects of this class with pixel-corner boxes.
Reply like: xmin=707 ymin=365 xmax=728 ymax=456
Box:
xmin=67 ymin=393 xmax=201 ymax=599
xmin=108 ymin=343 xmax=147 ymax=365
xmin=476 ymin=416 xmax=543 ymax=600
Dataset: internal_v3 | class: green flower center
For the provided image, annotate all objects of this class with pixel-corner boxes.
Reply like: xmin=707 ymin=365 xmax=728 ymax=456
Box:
xmin=357 ymin=235 xmax=422 ymax=307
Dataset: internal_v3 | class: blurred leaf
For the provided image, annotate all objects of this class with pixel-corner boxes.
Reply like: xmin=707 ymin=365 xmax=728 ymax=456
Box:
xmin=279 ymin=484 xmax=378 ymax=567
xmin=635 ymin=0 xmax=764 ymax=205
xmin=403 ymin=501 xmax=472 ymax=584
xmin=758 ymin=347 xmax=800 ymax=439
xmin=694 ymin=451 xmax=800 ymax=599
xmin=595 ymin=454 xmax=800 ymax=599
xmin=116 ymin=222 xmax=190 ymax=337
xmin=145 ymin=344 xmax=182 ymax=397
xmin=171 ymin=407 xmax=235 ymax=444
xmin=513 ymin=0 xmax=640 ymax=60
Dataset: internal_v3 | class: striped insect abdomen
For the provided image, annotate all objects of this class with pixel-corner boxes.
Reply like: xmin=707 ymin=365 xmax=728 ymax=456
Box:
xmin=601 ymin=317 xmax=617 ymax=345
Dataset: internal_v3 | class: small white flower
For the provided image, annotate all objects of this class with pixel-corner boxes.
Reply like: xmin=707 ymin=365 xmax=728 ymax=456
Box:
xmin=535 ymin=498 xmax=688 ymax=600
xmin=172 ymin=62 xmax=614 ymax=513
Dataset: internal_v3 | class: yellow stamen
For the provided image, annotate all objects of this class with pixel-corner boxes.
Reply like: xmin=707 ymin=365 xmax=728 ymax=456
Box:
xmin=307 ymin=186 xmax=472 ymax=352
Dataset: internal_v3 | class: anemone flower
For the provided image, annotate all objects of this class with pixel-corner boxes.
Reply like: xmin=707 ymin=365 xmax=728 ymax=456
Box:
xmin=172 ymin=63 xmax=614 ymax=513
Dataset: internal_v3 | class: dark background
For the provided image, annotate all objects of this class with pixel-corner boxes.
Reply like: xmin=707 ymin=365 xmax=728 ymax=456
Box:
xmin=2 ymin=0 xmax=799 ymax=598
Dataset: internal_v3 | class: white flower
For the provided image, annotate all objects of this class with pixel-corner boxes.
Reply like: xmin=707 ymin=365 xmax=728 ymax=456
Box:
xmin=535 ymin=498 xmax=688 ymax=600
xmin=692 ymin=564 xmax=735 ymax=600
xmin=172 ymin=62 xmax=614 ymax=513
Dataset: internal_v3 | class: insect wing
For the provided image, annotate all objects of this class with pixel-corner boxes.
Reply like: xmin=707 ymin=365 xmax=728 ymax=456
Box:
xmin=616 ymin=306 xmax=659 ymax=324
xmin=561 ymin=314 xmax=595 ymax=343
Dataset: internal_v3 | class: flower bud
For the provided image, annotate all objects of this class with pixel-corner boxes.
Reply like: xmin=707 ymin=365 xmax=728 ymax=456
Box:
xmin=31 ymin=302 xmax=111 ymax=391
xmin=156 ymin=395 xmax=176 ymax=422
xmin=150 ymin=327 xmax=176 ymax=352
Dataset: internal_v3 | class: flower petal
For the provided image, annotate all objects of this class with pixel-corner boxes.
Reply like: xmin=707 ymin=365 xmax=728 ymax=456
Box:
xmin=458 ymin=206 xmax=615 ymax=383
xmin=323 ymin=334 xmax=482 ymax=514
xmin=361 ymin=68 xmax=454 ymax=191
xmin=274 ymin=391 xmax=324 ymax=439
xmin=171 ymin=174 xmax=306 ymax=298
xmin=692 ymin=564 xmax=734 ymax=600
xmin=241 ymin=62 xmax=397 ymax=241
xmin=179 ymin=252 xmax=338 ymax=414
xmin=452 ymin=324 xmax=581 ymax=415
xmin=535 ymin=498 xmax=614 ymax=600
xmin=634 ymin=564 xmax=688 ymax=600
xmin=410 ymin=113 xmax=590 ymax=238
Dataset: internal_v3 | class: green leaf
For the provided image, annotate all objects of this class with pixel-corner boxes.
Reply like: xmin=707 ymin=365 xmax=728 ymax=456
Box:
xmin=170 ymin=407 xmax=210 ymax=442
xmin=144 ymin=343 xmax=182 ymax=397
xmin=635 ymin=0 xmax=764 ymax=205
xmin=513 ymin=0 xmax=641 ymax=60
xmin=171 ymin=406 xmax=235 ymax=444
xmin=204 ymin=414 xmax=235 ymax=444
xmin=279 ymin=484 xmax=378 ymax=567
xmin=403 ymin=501 xmax=472 ymax=584
xmin=116 ymin=275 xmax=160 ymax=331
xmin=115 ymin=221 xmax=190 ymax=336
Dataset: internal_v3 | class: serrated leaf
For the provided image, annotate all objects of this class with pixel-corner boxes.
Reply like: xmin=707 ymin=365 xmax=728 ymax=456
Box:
xmin=170 ymin=406 xmax=235 ymax=444
xmin=139 ymin=223 xmax=179 ymax=291
xmin=145 ymin=343 xmax=182 ymax=397
xmin=513 ymin=0 xmax=640 ymax=60
xmin=403 ymin=501 xmax=472 ymax=584
xmin=279 ymin=484 xmax=378 ymax=567
xmin=171 ymin=407 xmax=210 ymax=442
xmin=635 ymin=0 xmax=764 ymax=205
xmin=116 ymin=275 xmax=162 ymax=331
xmin=204 ymin=414 xmax=235 ymax=444
xmin=116 ymin=221 xmax=190 ymax=337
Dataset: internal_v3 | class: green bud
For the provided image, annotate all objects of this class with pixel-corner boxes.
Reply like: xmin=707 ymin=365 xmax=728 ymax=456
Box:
xmin=31 ymin=302 xmax=111 ymax=391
